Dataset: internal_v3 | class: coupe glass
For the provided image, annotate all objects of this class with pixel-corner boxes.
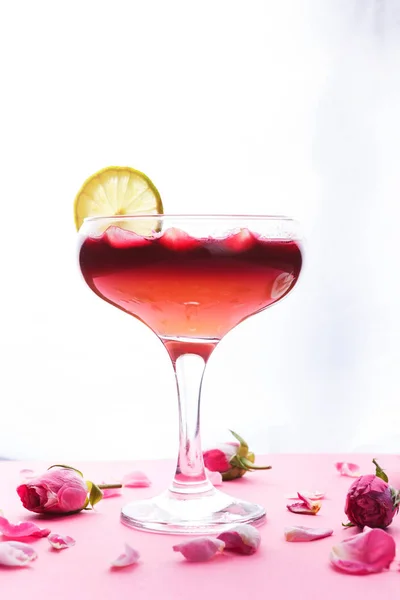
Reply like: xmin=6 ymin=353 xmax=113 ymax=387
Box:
xmin=78 ymin=215 xmax=302 ymax=534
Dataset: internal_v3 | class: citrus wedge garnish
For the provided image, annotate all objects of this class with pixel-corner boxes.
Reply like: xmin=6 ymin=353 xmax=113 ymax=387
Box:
xmin=74 ymin=166 xmax=163 ymax=232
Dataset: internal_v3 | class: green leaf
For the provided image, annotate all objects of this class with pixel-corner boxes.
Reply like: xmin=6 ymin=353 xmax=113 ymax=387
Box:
xmin=229 ymin=430 xmax=248 ymax=456
xmin=342 ymin=521 xmax=356 ymax=528
xmin=372 ymin=459 xmax=389 ymax=483
xmin=48 ymin=464 xmax=84 ymax=478
xmin=88 ymin=482 xmax=103 ymax=508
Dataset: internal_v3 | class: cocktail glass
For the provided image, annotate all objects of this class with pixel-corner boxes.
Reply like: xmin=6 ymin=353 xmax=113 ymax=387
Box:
xmin=78 ymin=215 xmax=302 ymax=533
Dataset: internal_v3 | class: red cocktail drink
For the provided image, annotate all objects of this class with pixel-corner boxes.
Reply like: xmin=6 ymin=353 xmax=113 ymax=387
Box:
xmin=79 ymin=226 xmax=302 ymax=354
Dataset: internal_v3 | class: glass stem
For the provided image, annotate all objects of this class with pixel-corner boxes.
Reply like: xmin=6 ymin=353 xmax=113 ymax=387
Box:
xmin=169 ymin=352 xmax=213 ymax=495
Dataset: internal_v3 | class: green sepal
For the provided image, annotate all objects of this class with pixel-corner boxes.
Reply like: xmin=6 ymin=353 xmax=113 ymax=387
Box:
xmin=87 ymin=481 xmax=103 ymax=508
xmin=222 ymin=467 xmax=246 ymax=481
xmin=372 ymin=459 xmax=388 ymax=483
xmin=48 ymin=464 xmax=84 ymax=478
xmin=229 ymin=430 xmax=248 ymax=457
xmin=342 ymin=521 xmax=356 ymax=528
xmin=230 ymin=455 xmax=249 ymax=470
xmin=239 ymin=457 xmax=272 ymax=471
xmin=390 ymin=487 xmax=400 ymax=511
xmin=82 ymin=481 xmax=92 ymax=510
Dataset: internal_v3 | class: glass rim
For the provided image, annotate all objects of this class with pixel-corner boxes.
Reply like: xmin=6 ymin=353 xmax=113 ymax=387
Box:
xmin=83 ymin=213 xmax=298 ymax=223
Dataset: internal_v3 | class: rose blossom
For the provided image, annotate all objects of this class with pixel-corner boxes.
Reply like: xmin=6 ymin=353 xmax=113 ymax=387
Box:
xmin=17 ymin=467 xmax=89 ymax=514
xmin=203 ymin=430 xmax=271 ymax=481
xmin=344 ymin=474 xmax=397 ymax=529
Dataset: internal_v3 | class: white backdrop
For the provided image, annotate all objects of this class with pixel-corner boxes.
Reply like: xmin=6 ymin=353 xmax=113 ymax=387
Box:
xmin=1 ymin=0 xmax=400 ymax=460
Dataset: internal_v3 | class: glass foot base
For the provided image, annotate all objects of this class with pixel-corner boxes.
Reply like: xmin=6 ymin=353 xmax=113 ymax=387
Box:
xmin=121 ymin=488 xmax=266 ymax=534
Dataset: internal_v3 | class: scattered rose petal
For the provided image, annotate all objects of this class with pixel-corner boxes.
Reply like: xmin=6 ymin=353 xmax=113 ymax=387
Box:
xmin=217 ymin=524 xmax=261 ymax=555
xmin=173 ymin=537 xmax=225 ymax=562
xmin=206 ymin=469 xmax=223 ymax=487
xmin=285 ymin=526 xmax=333 ymax=542
xmin=122 ymin=471 xmax=151 ymax=488
xmin=48 ymin=533 xmax=76 ymax=550
xmin=285 ymin=490 xmax=325 ymax=501
xmin=0 ymin=516 xmax=50 ymax=539
xmin=0 ymin=541 xmax=37 ymax=567
xmin=335 ymin=462 xmax=361 ymax=478
xmin=287 ymin=493 xmax=321 ymax=515
xmin=99 ymin=483 xmax=122 ymax=498
xmin=330 ymin=527 xmax=395 ymax=575
xmin=111 ymin=543 xmax=140 ymax=568
xmin=19 ymin=469 xmax=38 ymax=481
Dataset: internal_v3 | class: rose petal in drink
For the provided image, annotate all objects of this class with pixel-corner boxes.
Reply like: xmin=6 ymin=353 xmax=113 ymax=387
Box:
xmin=104 ymin=226 xmax=151 ymax=249
xmin=221 ymin=228 xmax=256 ymax=253
xmin=160 ymin=228 xmax=200 ymax=251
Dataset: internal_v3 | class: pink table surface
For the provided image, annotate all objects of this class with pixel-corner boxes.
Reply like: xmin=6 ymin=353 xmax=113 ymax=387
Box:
xmin=1 ymin=455 xmax=400 ymax=599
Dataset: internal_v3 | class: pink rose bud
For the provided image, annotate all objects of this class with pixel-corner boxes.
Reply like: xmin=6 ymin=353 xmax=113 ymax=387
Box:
xmin=345 ymin=472 xmax=398 ymax=529
xmin=217 ymin=524 xmax=261 ymax=555
xmin=17 ymin=466 xmax=89 ymax=514
xmin=203 ymin=430 xmax=271 ymax=481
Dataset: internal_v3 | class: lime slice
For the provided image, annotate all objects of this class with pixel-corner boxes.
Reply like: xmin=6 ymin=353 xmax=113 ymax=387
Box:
xmin=74 ymin=166 xmax=163 ymax=232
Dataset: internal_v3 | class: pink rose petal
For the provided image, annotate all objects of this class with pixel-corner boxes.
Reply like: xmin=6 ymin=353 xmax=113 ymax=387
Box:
xmin=330 ymin=527 xmax=395 ymax=574
xmin=217 ymin=524 xmax=261 ymax=555
xmin=286 ymin=490 xmax=325 ymax=501
xmin=285 ymin=526 xmax=333 ymax=542
xmin=48 ymin=533 xmax=76 ymax=550
xmin=206 ymin=469 xmax=223 ymax=487
xmin=104 ymin=226 xmax=152 ymax=249
xmin=173 ymin=537 xmax=225 ymax=562
xmin=122 ymin=471 xmax=151 ymax=488
xmin=19 ymin=469 xmax=38 ymax=481
xmin=99 ymin=483 xmax=122 ymax=498
xmin=0 ymin=541 xmax=37 ymax=566
xmin=0 ymin=516 xmax=50 ymax=539
xmin=111 ymin=543 xmax=140 ymax=568
xmin=287 ymin=493 xmax=321 ymax=515
xmin=335 ymin=462 xmax=361 ymax=478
